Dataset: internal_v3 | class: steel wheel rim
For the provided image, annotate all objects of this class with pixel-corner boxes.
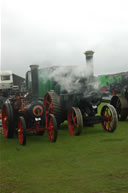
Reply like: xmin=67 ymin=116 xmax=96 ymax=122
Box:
xmin=67 ymin=107 xmax=83 ymax=136
xmin=101 ymin=104 xmax=118 ymax=132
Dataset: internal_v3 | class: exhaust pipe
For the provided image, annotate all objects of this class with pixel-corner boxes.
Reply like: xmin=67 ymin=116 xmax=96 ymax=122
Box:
xmin=84 ymin=50 xmax=95 ymax=76
xmin=30 ymin=64 xmax=39 ymax=98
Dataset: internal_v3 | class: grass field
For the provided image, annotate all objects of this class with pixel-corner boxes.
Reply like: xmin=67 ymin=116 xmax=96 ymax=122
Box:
xmin=0 ymin=106 xmax=128 ymax=193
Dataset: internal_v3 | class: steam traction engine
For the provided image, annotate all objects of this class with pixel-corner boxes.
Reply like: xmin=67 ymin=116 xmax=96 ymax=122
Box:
xmin=2 ymin=65 xmax=58 ymax=145
xmin=44 ymin=51 xmax=118 ymax=135
xmin=111 ymin=85 xmax=128 ymax=121
xmin=44 ymin=89 xmax=118 ymax=136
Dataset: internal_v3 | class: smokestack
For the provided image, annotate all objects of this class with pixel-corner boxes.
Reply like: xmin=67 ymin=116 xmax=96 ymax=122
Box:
xmin=84 ymin=50 xmax=95 ymax=76
xmin=30 ymin=64 xmax=39 ymax=98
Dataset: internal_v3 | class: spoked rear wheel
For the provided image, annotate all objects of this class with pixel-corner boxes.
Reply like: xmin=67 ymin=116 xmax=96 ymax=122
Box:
xmin=17 ymin=116 xmax=26 ymax=145
xmin=47 ymin=114 xmax=58 ymax=142
xmin=67 ymin=107 xmax=83 ymax=136
xmin=44 ymin=91 xmax=61 ymax=127
xmin=101 ymin=104 xmax=118 ymax=132
xmin=111 ymin=96 xmax=128 ymax=121
xmin=2 ymin=102 xmax=14 ymax=138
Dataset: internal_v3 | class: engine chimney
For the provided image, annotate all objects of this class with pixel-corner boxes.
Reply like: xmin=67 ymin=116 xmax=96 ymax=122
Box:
xmin=30 ymin=64 xmax=39 ymax=98
xmin=84 ymin=50 xmax=95 ymax=76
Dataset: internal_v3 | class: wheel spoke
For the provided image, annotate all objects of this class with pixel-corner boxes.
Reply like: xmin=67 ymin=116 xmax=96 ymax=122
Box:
xmin=108 ymin=121 xmax=112 ymax=130
xmin=47 ymin=114 xmax=57 ymax=142
xmin=17 ymin=117 xmax=26 ymax=145
xmin=48 ymin=120 xmax=54 ymax=141
xmin=101 ymin=104 xmax=118 ymax=132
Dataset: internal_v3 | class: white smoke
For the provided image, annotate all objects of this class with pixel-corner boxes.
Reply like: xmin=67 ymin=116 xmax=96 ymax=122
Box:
xmin=40 ymin=62 xmax=100 ymax=95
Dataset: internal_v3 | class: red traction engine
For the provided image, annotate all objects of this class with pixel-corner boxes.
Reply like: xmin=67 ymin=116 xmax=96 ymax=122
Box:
xmin=2 ymin=65 xmax=58 ymax=145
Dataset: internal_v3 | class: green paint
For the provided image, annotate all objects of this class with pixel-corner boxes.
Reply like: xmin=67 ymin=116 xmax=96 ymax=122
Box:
xmin=38 ymin=68 xmax=54 ymax=99
xmin=98 ymin=75 xmax=122 ymax=87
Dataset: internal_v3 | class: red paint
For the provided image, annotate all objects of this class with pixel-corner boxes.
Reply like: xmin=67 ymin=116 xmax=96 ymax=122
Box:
xmin=2 ymin=105 xmax=8 ymax=137
xmin=47 ymin=116 xmax=55 ymax=142
xmin=67 ymin=109 xmax=77 ymax=136
xmin=17 ymin=119 xmax=24 ymax=145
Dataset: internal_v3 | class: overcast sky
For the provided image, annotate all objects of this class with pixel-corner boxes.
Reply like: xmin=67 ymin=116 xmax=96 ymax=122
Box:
xmin=1 ymin=0 xmax=128 ymax=77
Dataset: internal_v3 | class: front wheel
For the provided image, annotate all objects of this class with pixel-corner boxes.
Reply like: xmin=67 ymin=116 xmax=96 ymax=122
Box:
xmin=17 ymin=116 xmax=26 ymax=145
xmin=2 ymin=102 xmax=14 ymax=138
xmin=47 ymin=114 xmax=58 ymax=142
xmin=67 ymin=107 xmax=83 ymax=136
xmin=101 ymin=104 xmax=118 ymax=132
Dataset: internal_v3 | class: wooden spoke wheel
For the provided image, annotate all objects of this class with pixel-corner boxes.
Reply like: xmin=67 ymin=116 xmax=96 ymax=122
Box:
xmin=17 ymin=116 xmax=26 ymax=145
xmin=67 ymin=107 xmax=83 ymax=136
xmin=44 ymin=91 xmax=61 ymax=127
xmin=2 ymin=102 xmax=14 ymax=138
xmin=101 ymin=104 xmax=118 ymax=132
xmin=47 ymin=114 xmax=58 ymax=142
xmin=111 ymin=96 xmax=128 ymax=121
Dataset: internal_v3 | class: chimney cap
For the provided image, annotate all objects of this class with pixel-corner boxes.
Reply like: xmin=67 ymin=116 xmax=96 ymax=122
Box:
xmin=84 ymin=50 xmax=94 ymax=56
xmin=30 ymin=64 xmax=39 ymax=69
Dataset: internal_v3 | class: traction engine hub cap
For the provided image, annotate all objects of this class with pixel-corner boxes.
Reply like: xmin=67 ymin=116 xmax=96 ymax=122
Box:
xmin=33 ymin=105 xmax=43 ymax=117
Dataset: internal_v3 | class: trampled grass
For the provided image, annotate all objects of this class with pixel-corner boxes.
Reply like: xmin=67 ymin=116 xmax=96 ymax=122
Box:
xmin=0 ymin=107 xmax=128 ymax=193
